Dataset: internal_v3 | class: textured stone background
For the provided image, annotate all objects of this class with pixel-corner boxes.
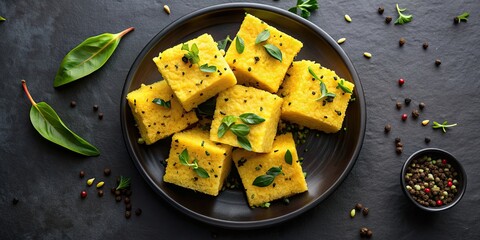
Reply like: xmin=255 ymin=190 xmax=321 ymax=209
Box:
xmin=1 ymin=0 xmax=479 ymax=239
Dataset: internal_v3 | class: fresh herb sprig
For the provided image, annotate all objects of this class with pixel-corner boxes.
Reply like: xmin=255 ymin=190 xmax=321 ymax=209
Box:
xmin=308 ymin=66 xmax=336 ymax=102
xmin=432 ymin=121 xmax=458 ymax=133
xmin=152 ymin=98 xmax=171 ymax=108
xmin=394 ymin=3 xmax=413 ymax=25
xmin=181 ymin=43 xmax=200 ymax=64
xmin=254 ymin=30 xmax=283 ymax=62
xmin=199 ymin=63 xmax=217 ymax=73
xmin=337 ymin=79 xmax=353 ymax=93
xmin=252 ymin=166 xmax=284 ymax=187
xmin=285 ymin=149 xmax=293 ymax=165
xmin=217 ymin=35 xmax=232 ymax=51
xmin=217 ymin=113 xmax=265 ymax=151
xmin=288 ymin=0 xmax=319 ymax=19
xmin=116 ymin=176 xmax=131 ymax=190
xmin=235 ymin=35 xmax=245 ymax=54
xmin=179 ymin=149 xmax=209 ymax=178
xmin=454 ymin=12 xmax=469 ymax=23
xmin=255 ymin=30 xmax=270 ymax=44
xmin=0 ymin=16 xmax=6 ymax=21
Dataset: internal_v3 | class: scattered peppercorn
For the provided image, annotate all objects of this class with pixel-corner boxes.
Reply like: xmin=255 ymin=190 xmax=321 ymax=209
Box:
xmin=435 ymin=59 xmax=442 ymax=66
xmin=412 ymin=109 xmax=420 ymax=119
xmin=360 ymin=228 xmax=369 ymax=237
xmin=98 ymin=190 xmax=104 ymax=197
xmin=385 ymin=16 xmax=392 ymax=23
xmin=378 ymin=7 xmax=384 ymax=14
xmin=12 ymin=198 xmax=19 ymax=205
xmin=135 ymin=208 xmax=142 ymax=216
xmin=396 ymin=147 xmax=403 ymax=154
xmin=115 ymin=196 xmax=122 ymax=202
xmin=395 ymin=137 xmax=401 ymax=143
xmin=355 ymin=203 xmax=363 ymax=210
xmin=70 ymin=101 xmax=77 ymax=108
xmin=396 ymin=102 xmax=402 ymax=109
xmin=404 ymin=98 xmax=411 ymax=105
xmin=125 ymin=189 xmax=132 ymax=197
xmin=124 ymin=197 xmax=130 ymax=204
xmin=126 ymin=203 xmax=132 ymax=211
xmin=104 ymin=168 xmax=111 ymax=176
xmin=115 ymin=190 xmax=121 ymax=196
xmin=398 ymin=78 xmax=405 ymax=86
xmin=399 ymin=37 xmax=406 ymax=46
xmin=80 ymin=190 xmax=87 ymax=199
xmin=93 ymin=104 xmax=99 ymax=111
xmin=79 ymin=170 xmax=85 ymax=178
xmin=362 ymin=207 xmax=369 ymax=216
xmin=125 ymin=211 xmax=132 ymax=219
xmin=419 ymin=102 xmax=425 ymax=110
xmin=98 ymin=112 xmax=104 ymax=120
xmin=454 ymin=17 xmax=460 ymax=24
xmin=423 ymin=42 xmax=429 ymax=50
xmin=425 ymin=137 xmax=431 ymax=143
xmin=367 ymin=230 xmax=373 ymax=238
xmin=384 ymin=124 xmax=391 ymax=133
xmin=401 ymin=113 xmax=408 ymax=121
xmin=396 ymin=142 xmax=403 ymax=148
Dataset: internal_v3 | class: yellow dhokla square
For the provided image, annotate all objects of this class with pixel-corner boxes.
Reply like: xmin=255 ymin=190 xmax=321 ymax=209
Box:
xmin=164 ymin=128 xmax=233 ymax=196
xmin=153 ymin=33 xmax=237 ymax=111
xmin=126 ymin=81 xmax=198 ymax=145
xmin=279 ymin=60 xmax=355 ymax=133
xmin=209 ymin=85 xmax=283 ymax=153
xmin=232 ymin=133 xmax=307 ymax=207
xmin=225 ymin=14 xmax=303 ymax=93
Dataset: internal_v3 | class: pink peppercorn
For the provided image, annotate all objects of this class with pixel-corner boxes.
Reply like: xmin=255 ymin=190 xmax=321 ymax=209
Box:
xmin=398 ymin=78 xmax=405 ymax=86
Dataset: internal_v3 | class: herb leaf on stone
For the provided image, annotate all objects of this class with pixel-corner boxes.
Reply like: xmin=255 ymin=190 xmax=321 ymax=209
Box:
xmin=217 ymin=35 xmax=232 ymax=51
xmin=54 ymin=27 xmax=134 ymax=87
xmin=239 ymin=113 xmax=265 ymax=125
xmin=263 ymin=44 xmax=282 ymax=62
xmin=116 ymin=176 xmax=131 ymax=190
xmin=152 ymin=98 xmax=171 ymax=108
xmin=432 ymin=121 xmax=458 ymax=133
xmin=0 ymin=16 xmax=6 ymax=21
xmin=21 ymin=80 xmax=100 ymax=156
xmin=288 ymin=0 xmax=319 ymax=19
xmin=455 ymin=12 xmax=469 ymax=23
xmin=255 ymin=30 xmax=270 ymax=44
xmin=394 ymin=3 xmax=413 ymax=25
xmin=235 ymin=35 xmax=245 ymax=54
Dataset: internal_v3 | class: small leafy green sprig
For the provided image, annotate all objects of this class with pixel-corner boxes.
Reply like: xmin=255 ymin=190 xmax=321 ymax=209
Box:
xmin=152 ymin=98 xmax=171 ymax=108
xmin=337 ymin=79 xmax=353 ymax=93
xmin=181 ymin=43 xmax=217 ymax=73
xmin=454 ymin=12 xmax=469 ymax=23
xmin=308 ymin=66 xmax=336 ymax=102
xmin=285 ymin=149 xmax=293 ymax=165
xmin=218 ymin=113 xmax=265 ymax=151
xmin=235 ymin=30 xmax=283 ymax=62
xmin=116 ymin=176 xmax=131 ymax=190
xmin=432 ymin=121 xmax=458 ymax=133
xmin=217 ymin=35 xmax=232 ymax=51
xmin=252 ymin=166 xmax=284 ymax=187
xmin=395 ymin=3 xmax=413 ymax=25
xmin=179 ymin=149 xmax=209 ymax=178
xmin=0 ymin=16 xmax=6 ymax=21
xmin=288 ymin=0 xmax=319 ymax=19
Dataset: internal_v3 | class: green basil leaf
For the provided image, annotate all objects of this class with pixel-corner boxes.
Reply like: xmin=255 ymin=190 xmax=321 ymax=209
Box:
xmin=179 ymin=149 xmax=189 ymax=166
xmin=21 ymin=81 xmax=99 ymax=156
xmin=181 ymin=43 xmax=189 ymax=51
xmin=152 ymin=98 xmax=171 ymax=108
xmin=194 ymin=167 xmax=210 ymax=178
xmin=237 ymin=135 xmax=252 ymax=151
xmin=239 ymin=113 xmax=265 ymax=125
xmin=337 ymin=79 xmax=352 ymax=93
xmin=0 ymin=16 xmax=6 ymax=21
xmin=308 ymin=66 xmax=321 ymax=80
xmin=221 ymin=115 xmax=237 ymax=128
xmin=285 ymin=149 xmax=293 ymax=165
xmin=235 ymin=35 xmax=245 ymax=54
xmin=191 ymin=43 xmax=199 ymax=55
xmin=255 ymin=29 xmax=270 ymax=44
xmin=263 ymin=44 xmax=282 ymax=62
xmin=230 ymin=124 xmax=250 ymax=137
xmin=53 ymin=27 xmax=134 ymax=87
xmin=252 ymin=174 xmax=274 ymax=187
xmin=217 ymin=35 xmax=232 ymax=51
xmin=266 ymin=166 xmax=283 ymax=177
xmin=217 ymin=122 xmax=229 ymax=138
xmin=199 ymin=63 xmax=217 ymax=73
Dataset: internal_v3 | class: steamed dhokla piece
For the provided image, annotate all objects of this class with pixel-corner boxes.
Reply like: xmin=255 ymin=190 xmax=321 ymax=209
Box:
xmin=279 ymin=60 xmax=355 ymax=133
xmin=164 ymin=128 xmax=233 ymax=196
xmin=232 ymin=133 xmax=307 ymax=207
xmin=153 ymin=33 xmax=237 ymax=111
xmin=225 ymin=14 xmax=303 ymax=93
xmin=126 ymin=81 xmax=198 ymax=145
xmin=210 ymin=85 xmax=283 ymax=153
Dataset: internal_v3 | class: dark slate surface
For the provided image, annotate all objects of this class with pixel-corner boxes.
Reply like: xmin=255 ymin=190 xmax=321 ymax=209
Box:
xmin=1 ymin=0 xmax=479 ymax=239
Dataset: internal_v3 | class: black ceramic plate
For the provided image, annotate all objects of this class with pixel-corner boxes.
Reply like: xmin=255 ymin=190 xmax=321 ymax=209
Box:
xmin=121 ymin=3 xmax=366 ymax=229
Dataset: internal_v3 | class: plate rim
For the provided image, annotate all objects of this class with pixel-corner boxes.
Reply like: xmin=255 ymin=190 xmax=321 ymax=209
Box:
xmin=120 ymin=2 xmax=366 ymax=229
